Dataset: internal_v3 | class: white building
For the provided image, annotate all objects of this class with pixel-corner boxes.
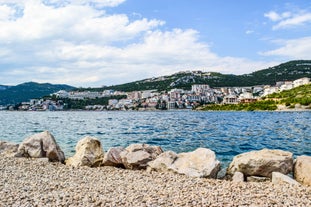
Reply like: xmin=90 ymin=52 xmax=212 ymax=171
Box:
xmin=191 ymin=84 xmax=210 ymax=94
xmin=293 ymin=77 xmax=310 ymax=88
xmin=223 ymin=94 xmax=239 ymax=104
xmin=262 ymin=86 xmax=279 ymax=97
xmin=279 ymin=81 xmax=293 ymax=91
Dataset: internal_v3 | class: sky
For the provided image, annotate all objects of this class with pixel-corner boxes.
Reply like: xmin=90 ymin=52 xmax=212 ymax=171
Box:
xmin=0 ymin=0 xmax=310 ymax=87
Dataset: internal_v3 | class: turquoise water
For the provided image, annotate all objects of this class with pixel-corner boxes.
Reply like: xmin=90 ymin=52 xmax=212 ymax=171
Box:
xmin=0 ymin=111 xmax=310 ymax=168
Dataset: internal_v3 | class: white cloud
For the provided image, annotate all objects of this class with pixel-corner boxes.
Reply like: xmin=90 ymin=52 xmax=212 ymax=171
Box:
xmin=260 ymin=36 xmax=311 ymax=59
xmin=245 ymin=30 xmax=254 ymax=35
xmin=0 ymin=0 xmax=279 ymax=87
xmin=273 ymin=13 xmax=311 ymax=30
xmin=264 ymin=9 xmax=311 ymax=30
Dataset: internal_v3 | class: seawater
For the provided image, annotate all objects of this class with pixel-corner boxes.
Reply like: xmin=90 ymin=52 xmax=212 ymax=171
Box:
xmin=0 ymin=111 xmax=310 ymax=170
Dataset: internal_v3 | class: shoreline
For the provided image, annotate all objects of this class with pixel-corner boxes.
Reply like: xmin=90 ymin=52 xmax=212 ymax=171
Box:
xmin=1 ymin=156 xmax=311 ymax=206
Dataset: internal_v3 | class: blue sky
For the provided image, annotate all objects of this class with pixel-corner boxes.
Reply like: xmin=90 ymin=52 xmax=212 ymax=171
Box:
xmin=0 ymin=0 xmax=310 ymax=87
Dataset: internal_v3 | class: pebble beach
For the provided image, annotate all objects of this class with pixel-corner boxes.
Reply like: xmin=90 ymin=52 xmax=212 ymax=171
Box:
xmin=1 ymin=156 xmax=311 ymax=207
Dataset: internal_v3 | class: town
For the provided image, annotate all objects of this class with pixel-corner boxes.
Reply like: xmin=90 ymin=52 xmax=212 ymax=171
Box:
xmin=11 ymin=77 xmax=311 ymax=111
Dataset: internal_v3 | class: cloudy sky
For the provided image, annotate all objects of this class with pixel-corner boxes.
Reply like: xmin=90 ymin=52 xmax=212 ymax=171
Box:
xmin=0 ymin=0 xmax=310 ymax=87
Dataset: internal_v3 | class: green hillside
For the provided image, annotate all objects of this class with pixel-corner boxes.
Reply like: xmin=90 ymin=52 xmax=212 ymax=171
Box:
xmin=95 ymin=60 xmax=311 ymax=92
xmin=199 ymin=84 xmax=311 ymax=111
xmin=266 ymin=84 xmax=311 ymax=106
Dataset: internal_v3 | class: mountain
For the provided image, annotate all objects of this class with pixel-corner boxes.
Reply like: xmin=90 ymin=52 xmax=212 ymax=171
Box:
xmin=99 ymin=60 xmax=311 ymax=92
xmin=0 ymin=82 xmax=75 ymax=105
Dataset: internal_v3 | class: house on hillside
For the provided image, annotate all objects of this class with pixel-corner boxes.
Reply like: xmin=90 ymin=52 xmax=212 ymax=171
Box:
xmin=293 ymin=77 xmax=310 ymax=88
xmin=223 ymin=94 xmax=239 ymax=104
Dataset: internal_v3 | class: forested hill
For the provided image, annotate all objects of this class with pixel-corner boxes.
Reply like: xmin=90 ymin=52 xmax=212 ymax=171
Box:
xmin=98 ymin=60 xmax=311 ymax=92
xmin=0 ymin=82 xmax=75 ymax=105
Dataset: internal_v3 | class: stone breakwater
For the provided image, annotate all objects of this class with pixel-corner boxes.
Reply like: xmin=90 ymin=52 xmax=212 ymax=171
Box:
xmin=0 ymin=131 xmax=311 ymax=206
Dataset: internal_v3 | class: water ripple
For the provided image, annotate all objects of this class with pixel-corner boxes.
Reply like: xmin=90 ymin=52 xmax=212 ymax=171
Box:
xmin=0 ymin=111 xmax=310 ymax=165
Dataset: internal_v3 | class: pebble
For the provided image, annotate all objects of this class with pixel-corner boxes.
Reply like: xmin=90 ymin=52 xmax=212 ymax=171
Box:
xmin=0 ymin=156 xmax=311 ymax=206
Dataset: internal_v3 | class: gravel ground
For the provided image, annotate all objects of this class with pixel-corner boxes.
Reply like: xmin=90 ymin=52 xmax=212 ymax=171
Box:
xmin=0 ymin=156 xmax=310 ymax=207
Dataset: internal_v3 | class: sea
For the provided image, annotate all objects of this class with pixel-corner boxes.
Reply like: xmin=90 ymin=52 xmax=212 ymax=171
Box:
xmin=0 ymin=111 xmax=310 ymax=172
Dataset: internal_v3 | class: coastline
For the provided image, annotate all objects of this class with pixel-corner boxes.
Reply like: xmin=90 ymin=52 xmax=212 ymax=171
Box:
xmin=1 ymin=156 xmax=311 ymax=206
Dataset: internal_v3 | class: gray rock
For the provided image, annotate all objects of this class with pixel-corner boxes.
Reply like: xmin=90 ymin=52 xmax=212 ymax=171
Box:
xmin=102 ymin=147 xmax=125 ymax=168
xmin=15 ymin=131 xmax=65 ymax=163
xmin=294 ymin=155 xmax=311 ymax=186
xmin=272 ymin=172 xmax=300 ymax=186
xmin=66 ymin=136 xmax=104 ymax=167
xmin=0 ymin=141 xmax=19 ymax=157
xmin=227 ymin=149 xmax=293 ymax=178
xmin=170 ymin=148 xmax=221 ymax=178
xmin=120 ymin=144 xmax=163 ymax=170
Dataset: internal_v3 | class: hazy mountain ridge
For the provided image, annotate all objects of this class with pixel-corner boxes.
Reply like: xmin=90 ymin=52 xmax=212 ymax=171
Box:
xmin=0 ymin=82 xmax=75 ymax=105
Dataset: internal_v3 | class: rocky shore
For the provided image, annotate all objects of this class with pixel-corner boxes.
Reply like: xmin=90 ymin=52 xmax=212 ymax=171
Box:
xmin=1 ymin=156 xmax=311 ymax=207
xmin=1 ymin=131 xmax=311 ymax=206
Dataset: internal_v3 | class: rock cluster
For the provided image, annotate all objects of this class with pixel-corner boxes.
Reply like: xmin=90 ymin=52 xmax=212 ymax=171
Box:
xmin=1 ymin=131 xmax=311 ymax=190
xmin=1 ymin=156 xmax=311 ymax=207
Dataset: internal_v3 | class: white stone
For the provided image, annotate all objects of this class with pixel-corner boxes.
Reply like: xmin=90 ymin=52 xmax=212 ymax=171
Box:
xmin=232 ymin=172 xmax=244 ymax=182
xmin=120 ymin=143 xmax=163 ymax=170
xmin=294 ymin=155 xmax=311 ymax=186
xmin=170 ymin=148 xmax=220 ymax=178
xmin=66 ymin=136 xmax=104 ymax=167
xmin=272 ymin=172 xmax=300 ymax=186
xmin=147 ymin=151 xmax=178 ymax=172
xmin=227 ymin=149 xmax=293 ymax=178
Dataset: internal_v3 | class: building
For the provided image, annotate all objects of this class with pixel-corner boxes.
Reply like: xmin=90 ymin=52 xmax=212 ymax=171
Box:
xmin=191 ymin=84 xmax=210 ymax=95
xmin=293 ymin=77 xmax=310 ymax=88
xmin=279 ymin=81 xmax=293 ymax=91
xmin=223 ymin=94 xmax=239 ymax=104
xmin=262 ymin=86 xmax=279 ymax=97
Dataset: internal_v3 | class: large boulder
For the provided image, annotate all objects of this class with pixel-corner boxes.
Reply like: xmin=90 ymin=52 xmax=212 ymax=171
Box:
xmin=294 ymin=155 xmax=311 ymax=186
xmin=120 ymin=144 xmax=163 ymax=170
xmin=102 ymin=147 xmax=125 ymax=168
xmin=0 ymin=141 xmax=19 ymax=157
xmin=227 ymin=149 xmax=293 ymax=178
xmin=15 ymin=131 xmax=65 ymax=163
xmin=147 ymin=151 xmax=178 ymax=172
xmin=169 ymin=148 xmax=221 ymax=178
xmin=66 ymin=136 xmax=104 ymax=167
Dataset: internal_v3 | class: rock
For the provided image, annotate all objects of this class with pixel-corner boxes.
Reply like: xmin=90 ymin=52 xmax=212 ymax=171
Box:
xmin=102 ymin=147 xmax=125 ymax=168
xmin=15 ymin=131 xmax=65 ymax=163
xmin=0 ymin=141 xmax=19 ymax=157
xmin=66 ymin=136 xmax=104 ymax=167
xmin=120 ymin=144 xmax=163 ymax=170
xmin=272 ymin=172 xmax=300 ymax=186
xmin=247 ymin=176 xmax=270 ymax=182
xmin=147 ymin=151 xmax=178 ymax=172
xmin=232 ymin=172 xmax=244 ymax=182
xmin=170 ymin=148 xmax=221 ymax=178
xmin=227 ymin=149 xmax=293 ymax=178
xmin=294 ymin=155 xmax=311 ymax=186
